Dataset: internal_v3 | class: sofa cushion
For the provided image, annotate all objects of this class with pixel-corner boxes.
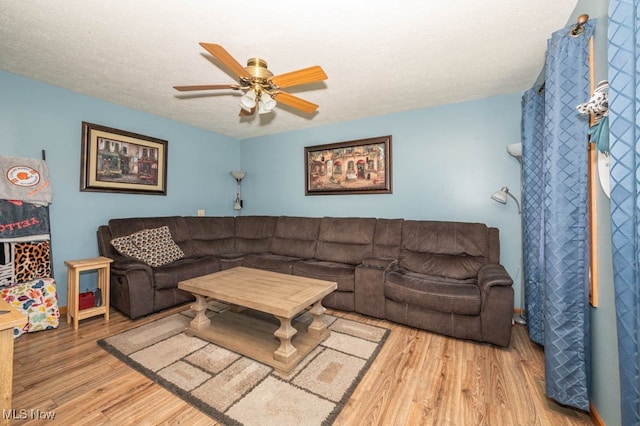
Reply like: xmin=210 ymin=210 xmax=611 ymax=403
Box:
xmin=315 ymin=217 xmax=375 ymax=265
xmin=243 ymin=253 xmax=302 ymax=274
xmin=399 ymin=251 xmax=486 ymax=280
xmin=385 ymin=269 xmax=481 ymax=315
xmin=270 ymin=216 xmax=321 ymax=258
xmin=234 ymin=216 xmax=277 ymax=253
xmin=152 ymin=256 xmax=220 ymax=290
xmin=293 ymin=259 xmax=355 ymax=292
xmin=401 ymin=221 xmax=490 ymax=257
xmin=399 ymin=221 xmax=489 ymax=278
xmin=184 ymin=216 xmax=235 ymax=256
xmin=111 ymin=226 xmax=185 ymax=267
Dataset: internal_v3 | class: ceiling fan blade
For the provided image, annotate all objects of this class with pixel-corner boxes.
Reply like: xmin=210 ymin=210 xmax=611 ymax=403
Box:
xmin=199 ymin=43 xmax=252 ymax=80
xmin=173 ymin=84 xmax=238 ymax=92
xmin=274 ymin=92 xmax=319 ymax=114
xmin=270 ymin=66 xmax=327 ymax=89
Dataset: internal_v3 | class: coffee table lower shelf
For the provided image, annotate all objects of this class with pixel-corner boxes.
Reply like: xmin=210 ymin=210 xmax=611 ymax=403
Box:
xmin=185 ymin=307 xmax=330 ymax=373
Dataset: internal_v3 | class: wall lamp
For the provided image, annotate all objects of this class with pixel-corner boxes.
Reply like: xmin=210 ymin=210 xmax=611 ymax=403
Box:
xmin=491 ymin=186 xmax=521 ymax=214
xmin=492 ymin=184 xmax=525 ymax=324
xmin=230 ymin=170 xmax=246 ymax=211
xmin=507 ymin=143 xmax=522 ymax=162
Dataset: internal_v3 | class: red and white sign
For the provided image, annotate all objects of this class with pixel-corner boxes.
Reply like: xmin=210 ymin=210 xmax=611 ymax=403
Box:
xmin=6 ymin=165 xmax=41 ymax=187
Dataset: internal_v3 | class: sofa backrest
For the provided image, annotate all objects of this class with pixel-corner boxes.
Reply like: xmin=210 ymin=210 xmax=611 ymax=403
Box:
xmin=372 ymin=218 xmax=403 ymax=259
xmin=99 ymin=216 xmax=501 ymax=271
xmin=399 ymin=220 xmax=493 ymax=279
xmin=108 ymin=216 xmax=194 ymax=256
xmin=270 ymin=216 xmax=321 ymax=259
xmin=315 ymin=217 xmax=376 ymax=265
xmin=234 ymin=216 xmax=277 ymax=253
xmin=184 ymin=216 xmax=235 ymax=256
xmin=488 ymin=227 xmax=500 ymax=264
xmin=97 ymin=225 xmax=116 ymax=257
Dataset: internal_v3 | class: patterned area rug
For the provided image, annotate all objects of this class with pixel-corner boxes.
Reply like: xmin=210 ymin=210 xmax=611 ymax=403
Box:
xmin=98 ymin=303 xmax=389 ymax=425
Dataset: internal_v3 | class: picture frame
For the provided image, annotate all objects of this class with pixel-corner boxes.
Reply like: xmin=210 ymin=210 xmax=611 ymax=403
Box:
xmin=80 ymin=122 xmax=168 ymax=195
xmin=305 ymin=135 xmax=392 ymax=195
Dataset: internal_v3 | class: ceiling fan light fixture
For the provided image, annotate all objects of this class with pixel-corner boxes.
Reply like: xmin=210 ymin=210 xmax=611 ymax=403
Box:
xmin=240 ymin=90 xmax=257 ymax=110
xmin=258 ymin=93 xmax=277 ymax=114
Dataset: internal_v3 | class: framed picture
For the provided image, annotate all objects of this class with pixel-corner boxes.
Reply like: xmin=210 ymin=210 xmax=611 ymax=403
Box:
xmin=305 ymin=135 xmax=392 ymax=195
xmin=80 ymin=122 xmax=168 ymax=195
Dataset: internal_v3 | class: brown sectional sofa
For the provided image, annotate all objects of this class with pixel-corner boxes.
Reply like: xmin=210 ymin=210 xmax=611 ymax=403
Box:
xmin=97 ymin=215 xmax=514 ymax=346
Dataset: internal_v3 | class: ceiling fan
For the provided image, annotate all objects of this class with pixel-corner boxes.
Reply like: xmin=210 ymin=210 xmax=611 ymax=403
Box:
xmin=174 ymin=43 xmax=328 ymax=116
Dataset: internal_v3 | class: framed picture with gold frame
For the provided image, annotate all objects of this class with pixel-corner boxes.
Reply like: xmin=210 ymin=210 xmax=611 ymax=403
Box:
xmin=80 ymin=122 xmax=168 ymax=195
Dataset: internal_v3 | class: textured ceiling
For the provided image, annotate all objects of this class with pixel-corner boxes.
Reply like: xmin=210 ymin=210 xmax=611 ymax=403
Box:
xmin=1 ymin=1 xmax=579 ymax=140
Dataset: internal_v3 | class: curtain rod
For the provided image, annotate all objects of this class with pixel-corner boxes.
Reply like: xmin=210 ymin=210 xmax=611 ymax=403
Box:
xmin=570 ymin=14 xmax=589 ymax=37
xmin=536 ymin=15 xmax=590 ymax=95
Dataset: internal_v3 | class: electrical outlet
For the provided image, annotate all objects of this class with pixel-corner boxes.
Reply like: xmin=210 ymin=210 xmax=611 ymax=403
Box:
xmin=197 ymin=209 xmax=205 ymax=217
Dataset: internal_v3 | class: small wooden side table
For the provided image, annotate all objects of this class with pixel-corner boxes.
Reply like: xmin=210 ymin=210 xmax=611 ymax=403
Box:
xmin=65 ymin=256 xmax=113 ymax=330
xmin=0 ymin=299 xmax=27 ymax=426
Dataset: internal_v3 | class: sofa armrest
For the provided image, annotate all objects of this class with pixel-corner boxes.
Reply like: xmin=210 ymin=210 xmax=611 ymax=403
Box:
xmin=478 ymin=263 xmax=513 ymax=292
xmin=361 ymin=257 xmax=397 ymax=269
xmin=478 ymin=263 xmax=514 ymax=347
xmin=110 ymin=256 xmax=154 ymax=273
xmin=354 ymin=258 xmax=395 ymax=319
xmin=108 ymin=258 xmax=155 ymax=319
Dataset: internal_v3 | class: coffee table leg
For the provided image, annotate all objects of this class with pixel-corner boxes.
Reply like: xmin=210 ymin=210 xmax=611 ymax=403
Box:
xmin=308 ymin=299 xmax=327 ymax=336
xmin=189 ymin=295 xmax=211 ymax=331
xmin=274 ymin=316 xmax=297 ymax=363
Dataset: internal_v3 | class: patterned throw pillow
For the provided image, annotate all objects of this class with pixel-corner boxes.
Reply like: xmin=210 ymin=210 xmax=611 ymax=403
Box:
xmin=111 ymin=226 xmax=185 ymax=267
xmin=1 ymin=277 xmax=60 ymax=338
xmin=110 ymin=235 xmax=141 ymax=259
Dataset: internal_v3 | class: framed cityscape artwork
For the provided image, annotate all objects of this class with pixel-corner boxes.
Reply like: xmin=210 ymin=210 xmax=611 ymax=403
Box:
xmin=80 ymin=122 xmax=168 ymax=195
xmin=305 ymin=135 xmax=392 ymax=195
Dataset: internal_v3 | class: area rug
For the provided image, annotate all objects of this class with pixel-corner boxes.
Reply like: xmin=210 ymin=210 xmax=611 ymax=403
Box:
xmin=98 ymin=302 xmax=390 ymax=425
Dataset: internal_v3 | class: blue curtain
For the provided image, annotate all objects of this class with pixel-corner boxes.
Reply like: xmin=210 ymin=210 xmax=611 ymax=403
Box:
xmin=522 ymin=87 xmax=545 ymax=346
xmin=608 ymin=1 xmax=640 ymax=424
xmin=521 ymin=21 xmax=593 ymax=411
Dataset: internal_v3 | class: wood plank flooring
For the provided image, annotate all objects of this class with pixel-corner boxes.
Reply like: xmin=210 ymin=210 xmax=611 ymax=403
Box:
xmin=10 ymin=306 xmax=593 ymax=425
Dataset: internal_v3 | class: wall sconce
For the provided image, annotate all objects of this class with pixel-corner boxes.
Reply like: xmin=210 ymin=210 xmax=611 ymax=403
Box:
xmin=491 ymin=186 xmax=521 ymax=214
xmin=230 ymin=171 xmax=246 ymax=211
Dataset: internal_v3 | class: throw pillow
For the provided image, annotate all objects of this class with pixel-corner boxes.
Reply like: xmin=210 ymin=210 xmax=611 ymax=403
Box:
xmin=1 ymin=277 xmax=60 ymax=338
xmin=110 ymin=235 xmax=141 ymax=259
xmin=111 ymin=226 xmax=185 ymax=267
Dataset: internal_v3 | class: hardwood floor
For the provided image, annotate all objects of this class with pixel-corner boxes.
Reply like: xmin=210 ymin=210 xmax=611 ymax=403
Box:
xmin=10 ymin=306 xmax=592 ymax=425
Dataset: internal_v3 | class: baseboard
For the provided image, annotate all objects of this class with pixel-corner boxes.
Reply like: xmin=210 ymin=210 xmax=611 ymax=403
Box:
xmin=590 ymin=402 xmax=605 ymax=426
xmin=59 ymin=306 xmax=67 ymax=316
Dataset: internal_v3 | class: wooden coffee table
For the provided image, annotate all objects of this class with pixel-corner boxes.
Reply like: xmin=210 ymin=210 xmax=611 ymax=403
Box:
xmin=178 ymin=266 xmax=337 ymax=372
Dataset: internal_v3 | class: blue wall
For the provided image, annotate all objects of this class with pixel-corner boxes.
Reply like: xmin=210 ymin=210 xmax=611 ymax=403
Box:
xmin=0 ymin=69 xmax=524 ymax=311
xmin=1 ymin=71 xmax=240 ymax=303
xmin=240 ymin=94 xmax=524 ymax=300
